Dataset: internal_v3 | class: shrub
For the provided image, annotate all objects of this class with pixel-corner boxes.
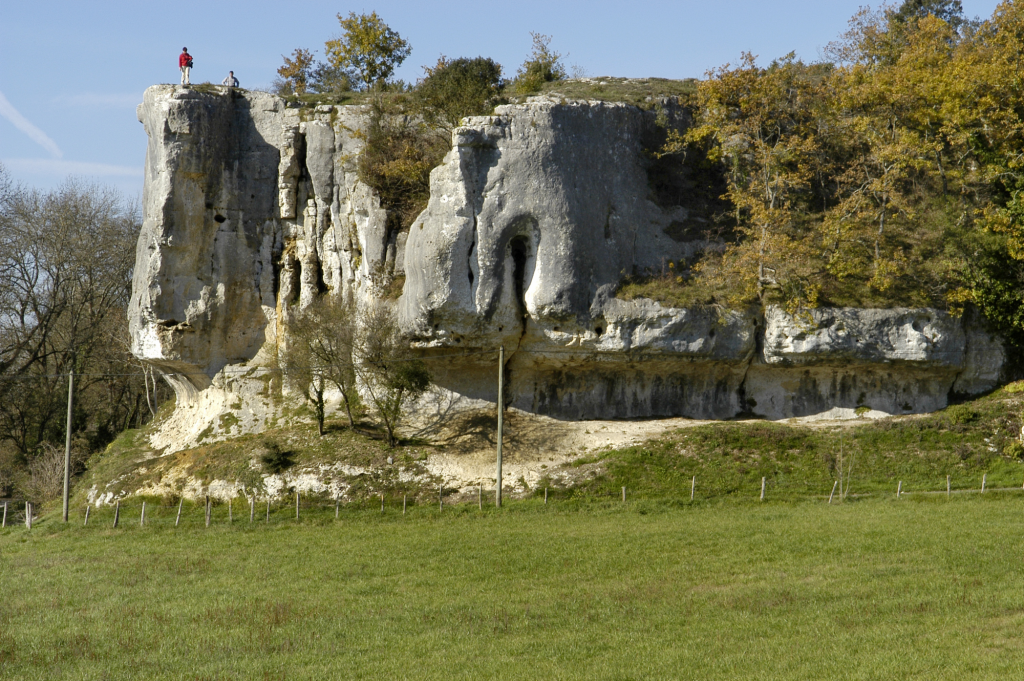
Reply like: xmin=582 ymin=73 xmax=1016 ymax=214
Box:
xmin=260 ymin=441 xmax=295 ymax=475
xmin=417 ymin=56 xmax=504 ymax=138
xmin=358 ymin=94 xmax=447 ymax=233
xmin=945 ymin=404 xmax=979 ymax=425
xmin=513 ymin=33 xmax=566 ymax=95
xmin=1003 ymin=440 xmax=1024 ymax=459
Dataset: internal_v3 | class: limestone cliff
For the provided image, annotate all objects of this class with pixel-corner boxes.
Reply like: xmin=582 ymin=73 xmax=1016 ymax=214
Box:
xmin=128 ymin=85 xmax=1006 ymax=451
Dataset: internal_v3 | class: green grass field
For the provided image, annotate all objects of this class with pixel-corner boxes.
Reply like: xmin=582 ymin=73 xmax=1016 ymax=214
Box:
xmin=3 ymin=495 xmax=1024 ymax=680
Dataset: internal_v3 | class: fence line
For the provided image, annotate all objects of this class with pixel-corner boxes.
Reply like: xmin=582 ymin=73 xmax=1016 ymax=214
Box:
xmin=6 ymin=476 xmax=1024 ymax=534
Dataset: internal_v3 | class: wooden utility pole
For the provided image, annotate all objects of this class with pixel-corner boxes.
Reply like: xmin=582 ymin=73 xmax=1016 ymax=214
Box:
xmin=496 ymin=346 xmax=504 ymax=508
xmin=62 ymin=371 xmax=74 ymax=522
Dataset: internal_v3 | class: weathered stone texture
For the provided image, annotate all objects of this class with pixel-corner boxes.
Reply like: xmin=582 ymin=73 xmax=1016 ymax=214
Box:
xmin=129 ymin=86 xmax=1006 ymax=438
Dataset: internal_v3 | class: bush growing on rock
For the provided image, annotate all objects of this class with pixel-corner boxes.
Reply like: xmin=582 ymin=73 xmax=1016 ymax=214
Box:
xmin=417 ymin=56 xmax=505 ymax=138
xmin=513 ymin=32 xmax=566 ymax=94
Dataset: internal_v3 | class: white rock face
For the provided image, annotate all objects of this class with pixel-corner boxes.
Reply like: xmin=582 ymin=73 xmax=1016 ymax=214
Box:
xmin=130 ymin=86 xmax=388 ymax=425
xmin=129 ymin=86 xmax=1006 ymax=446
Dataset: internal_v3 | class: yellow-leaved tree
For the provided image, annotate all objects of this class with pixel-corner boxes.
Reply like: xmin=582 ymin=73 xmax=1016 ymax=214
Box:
xmin=324 ymin=11 xmax=411 ymax=91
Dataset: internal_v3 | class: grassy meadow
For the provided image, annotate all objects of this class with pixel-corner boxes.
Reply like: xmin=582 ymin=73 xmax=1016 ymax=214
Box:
xmin=3 ymin=494 xmax=1024 ymax=680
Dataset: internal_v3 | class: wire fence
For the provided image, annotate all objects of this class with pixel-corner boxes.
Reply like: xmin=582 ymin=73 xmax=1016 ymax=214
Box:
xmin=5 ymin=475 xmax=1024 ymax=533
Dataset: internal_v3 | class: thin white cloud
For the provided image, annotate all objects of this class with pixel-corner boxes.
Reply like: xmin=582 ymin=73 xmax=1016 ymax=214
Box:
xmin=56 ymin=93 xmax=141 ymax=109
xmin=0 ymin=90 xmax=62 ymax=158
xmin=2 ymin=158 xmax=142 ymax=178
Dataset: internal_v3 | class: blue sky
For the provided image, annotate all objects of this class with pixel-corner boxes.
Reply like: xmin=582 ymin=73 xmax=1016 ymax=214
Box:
xmin=0 ymin=0 xmax=1004 ymax=199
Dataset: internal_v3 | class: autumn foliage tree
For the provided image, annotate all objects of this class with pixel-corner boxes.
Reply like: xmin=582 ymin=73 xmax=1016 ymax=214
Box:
xmin=325 ymin=11 xmax=411 ymax=91
xmin=664 ymin=0 xmax=1024 ymax=346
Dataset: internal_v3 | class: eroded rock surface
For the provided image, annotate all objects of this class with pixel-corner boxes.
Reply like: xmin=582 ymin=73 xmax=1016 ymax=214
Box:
xmin=129 ymin=86 xmax=1006 ymax=452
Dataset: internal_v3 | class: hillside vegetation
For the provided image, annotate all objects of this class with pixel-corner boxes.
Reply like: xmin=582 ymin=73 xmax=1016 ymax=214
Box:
xmin=621 ymin=3 xmax=1024 ymax=350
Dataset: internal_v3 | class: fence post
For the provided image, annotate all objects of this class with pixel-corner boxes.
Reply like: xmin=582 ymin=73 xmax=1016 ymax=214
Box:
xmin=2 ymin=501 xmax=6 ymax=528
xmin=479 ymin=486 xmax=483 ymax=510
xmin=982 ymin=473 xmax=987 ymax=493
xmin=544 ymin=487 xmax=548 ymax=505
xmin=250 ymin=495 xmax=255 ymax=523
xmin=335 ymin=495 xmax=340 ymax=519
xmin=828 ymin=481 xmax=837 ymax=504
xmin=205 ymin=495 xmax=211 ymax=527
xmin=175 ymin=498 xmax=183 ymax=527
xmin=947 ymin=475 xmax=951 ymax=498
xmin=113 ymin=500 xmax=120 ymax=528
xmin=140 ymin=501 xmax=146 ymax=527
xmin=691 ymin=476 xmax=696 ymax=501
xmin=403 ymin=495 xmax=407 ymax=515
xmin=760 ymin=477 xmax=766 ymax=502
xmin=622 ymin=487 xmax=626 ymax=503
xmin=381 ymin=494 xmax=384 ymax=513
xmin=84 ymin=504 xmax=90 ymax=526
xmin=496 ymin=345 xmax=504 ymax=508
xmin=897 ymin=481 xmax=902 ymax=498
xmin=62 ymin=371 xmax=74 ymax=523
xmin=25 ymin=502 xmax=31 ymax=529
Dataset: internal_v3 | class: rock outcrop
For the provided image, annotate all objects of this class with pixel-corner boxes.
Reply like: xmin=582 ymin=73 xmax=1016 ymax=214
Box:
xmin=128 ymin=85 xmax=1006 ymax=451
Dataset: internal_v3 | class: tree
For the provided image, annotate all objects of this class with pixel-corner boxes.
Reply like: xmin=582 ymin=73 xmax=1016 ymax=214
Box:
xmin=325 ymin=12 xmax=411 ymax=91
xmin=513 ymin=33 xmax=565 ymax=94
xmin=682 ymin=53 xmax=825 ymax=309
xmin=893 ymin=0 xmax=966 ymax=29
xmin=417 ymin=56 xmax=504 ymax=139
xmin=355 ymin=302 xmax=430 ymax=447
xmin=0 ymin=169 xmax=163 ymax=500
xmin=276 ymin=48 xmax=315 ymax=94
xmin=281 ymin=296 xmax=359 ymax=436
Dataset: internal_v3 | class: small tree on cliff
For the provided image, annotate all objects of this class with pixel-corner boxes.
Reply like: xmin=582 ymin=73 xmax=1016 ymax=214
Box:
xmin=355 ymin=302 xmax=430 ymax=447
xmin=276 ymin=48 xmax=316 ymax=94
xmin=513 ymin=32 xmax=566 ymax=94
xmin=325 ymin=11 xmax=411 ymax=91
xmin=281 ymin=297 xmax=359 ymax=436
xmin=417 ymin=56 xmax=505 ymax=139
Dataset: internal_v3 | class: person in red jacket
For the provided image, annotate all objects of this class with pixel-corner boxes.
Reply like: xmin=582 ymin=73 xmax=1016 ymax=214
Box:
xmin=179 ymin=48 xmax=193 ymax=85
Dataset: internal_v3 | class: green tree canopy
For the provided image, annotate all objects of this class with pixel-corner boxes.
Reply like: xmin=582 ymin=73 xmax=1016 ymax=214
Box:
xmin=417 ymin=56 xmax=504 ymax=139
xmin=325 ymin=11 xmax=411 ymax=91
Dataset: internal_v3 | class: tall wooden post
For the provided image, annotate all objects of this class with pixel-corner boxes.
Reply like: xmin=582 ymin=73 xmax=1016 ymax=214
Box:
xmin=496 ymin=346 xmax=504 ymax=508
xmin=62 ymin=371 xmax=74 ymax=522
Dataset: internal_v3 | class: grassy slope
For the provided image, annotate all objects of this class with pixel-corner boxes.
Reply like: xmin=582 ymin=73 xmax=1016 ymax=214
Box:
xmin=76 ymin=382 xmax=1024 ymax=509
xmin=559 ymin=388 xmax=1024 ymax=503
xmin=2 ymin=497 xmax=1024 ymax=679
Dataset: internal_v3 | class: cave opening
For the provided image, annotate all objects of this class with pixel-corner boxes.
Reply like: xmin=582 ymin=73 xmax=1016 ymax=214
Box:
xmin=510 ymin=235 xmax=529 ymax=317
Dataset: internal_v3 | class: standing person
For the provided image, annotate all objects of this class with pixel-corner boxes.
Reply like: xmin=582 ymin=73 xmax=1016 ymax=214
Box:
xmin=179 ymin=47 xmax=193 ymax=85
xmin=222 ymin=71 xmax=239 ymax=87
